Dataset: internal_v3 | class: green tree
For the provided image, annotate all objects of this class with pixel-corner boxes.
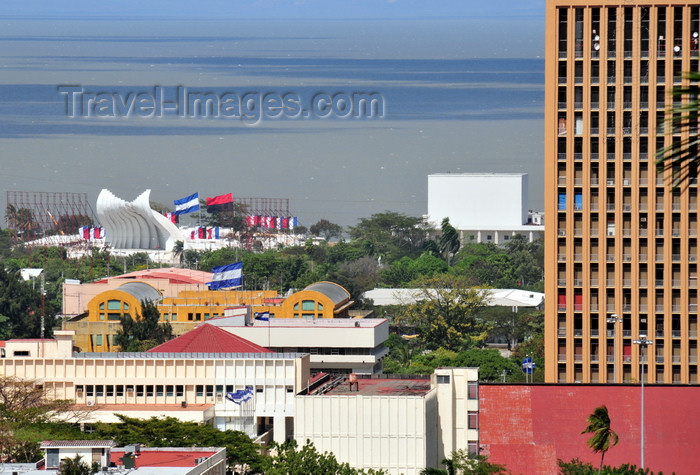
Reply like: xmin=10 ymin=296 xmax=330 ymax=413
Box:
xmin=114 ymin=300 xmax=173 ymax=352
xmin=656 ymin=71 xmax=700 ymax=186
xmin=59 ymin=454 xmax=95 ymax=475
xmin=172 ymin=240 xmax=184 ymax=266
xmin=558 ymin=458 xmax=659 ymax=475
xmin=421 ymin=450 xmax=510 ymax=475
xmin=348 ymin=211 xmax=432 ymax=261
xmin=453 ymin=349 xmax=521 ymax=382
xmin=439 ymin=217 xmax=460 ymax=266
xmin=405 ymin=274 xmax=490 ymax=351
xmin=261 ymin=439 xmax=386 ymax=475
xmin=0 ymin=266 xmax=49 ymax=339
xmin=326 ymin=256 xmax=379 ymax=303
xmin=0 ymin=376 xmax=86 ymax=463
xmin=510 ymin=333 xmax=545 ymax=383
xmin=310 ymin=219 xmax=344 ymax=240
xmin=480 ymin=307 xmax=544 ymax=351
xmin=6 ymin=205 xmax=40 ymax=240
xmin=94 ymin=415 xmax=265 ymax=473
xmin=581 ymin=406 xmax=619 ymax=474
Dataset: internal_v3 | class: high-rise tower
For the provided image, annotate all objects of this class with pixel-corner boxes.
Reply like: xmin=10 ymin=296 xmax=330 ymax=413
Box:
xmin=544 ymin=1 xmax=700 ymax=383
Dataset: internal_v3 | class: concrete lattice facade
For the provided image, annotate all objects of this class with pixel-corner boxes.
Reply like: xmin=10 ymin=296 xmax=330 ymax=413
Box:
xmin=545 ymin=1 xmax=700 ymax=383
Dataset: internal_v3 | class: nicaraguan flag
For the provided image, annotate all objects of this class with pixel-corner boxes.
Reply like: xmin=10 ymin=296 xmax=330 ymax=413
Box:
xmin=174 ymin=192 xmax=200 ymax=215
xmin=208 ymin=261 xmax=243 ymax=290
xmin=226 ymin=386 xmax=254 ymax=405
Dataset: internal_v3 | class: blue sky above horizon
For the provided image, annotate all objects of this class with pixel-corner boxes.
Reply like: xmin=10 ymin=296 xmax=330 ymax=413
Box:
xmin=1 ymin=0 xmax=545 ymax=21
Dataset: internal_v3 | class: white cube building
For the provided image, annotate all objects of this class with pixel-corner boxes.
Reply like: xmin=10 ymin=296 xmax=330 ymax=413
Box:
xmin=427 ymin=173 xmax=544 ymax=245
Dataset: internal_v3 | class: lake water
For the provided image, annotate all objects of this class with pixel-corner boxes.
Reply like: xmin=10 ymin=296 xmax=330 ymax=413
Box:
xmin=0 ymin=18 xmax=544 ymax=226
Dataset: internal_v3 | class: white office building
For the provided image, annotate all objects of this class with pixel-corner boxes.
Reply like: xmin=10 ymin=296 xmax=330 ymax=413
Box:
xmin=427 ymin=173 xmax=544 ymax=245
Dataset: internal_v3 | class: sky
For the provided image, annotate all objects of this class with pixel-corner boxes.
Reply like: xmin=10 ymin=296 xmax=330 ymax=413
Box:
xmin=0 ymin=1 xmax=546 ymax=228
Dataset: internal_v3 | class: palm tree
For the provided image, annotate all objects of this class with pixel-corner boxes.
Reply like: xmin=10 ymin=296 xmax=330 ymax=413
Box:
xmin=439 ymin=217 xmax=460 ymax=266
xmin=172 ymin=240 xmax=184 ymax=266
xmin=581 ymin=405 xmax=619 ymax=474
xmin=656 ymin=71 xmax=700 ymax=187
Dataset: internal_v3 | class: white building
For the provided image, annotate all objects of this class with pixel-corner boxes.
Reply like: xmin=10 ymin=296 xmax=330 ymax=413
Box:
xmin=208 ymin=313 xmax=390 ymax=375
xmin=294 ymin=367 xmax=479 ymax=475
xmin=0 ymin=331 xmax=308 ymax=444
xmin=363 ymin=288 xmax=544 ymax=310
xmin=426 ymin=173 xmax=544 ymax=245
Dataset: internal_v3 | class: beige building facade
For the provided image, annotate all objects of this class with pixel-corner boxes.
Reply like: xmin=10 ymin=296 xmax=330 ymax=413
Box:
xmin=545 ymin=1 xmax=700 ymax=383
xmin=294 ymin=368 xmax=479 ymax=475
xmin=0 ymin=331 xmax=309 ymax=443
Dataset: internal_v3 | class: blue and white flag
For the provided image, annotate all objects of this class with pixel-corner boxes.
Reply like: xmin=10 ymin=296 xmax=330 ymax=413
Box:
xmin=208 ymin=261 xmax=243 ymax=290
xmin=254 ymin=311 xmax=270 ymax=321
xmin=226 ymin=386 xmax=254 ymax=405
xmin=174 ymin=192 xmax=200 ymax=215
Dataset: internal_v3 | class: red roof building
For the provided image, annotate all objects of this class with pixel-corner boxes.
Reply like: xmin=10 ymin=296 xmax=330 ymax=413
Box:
xmin=147 ymin=323 xmax=271 ymax=354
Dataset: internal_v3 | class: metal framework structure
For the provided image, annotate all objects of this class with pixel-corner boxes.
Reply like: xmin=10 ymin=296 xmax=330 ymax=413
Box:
xmin=235 ymin=197 xmax=291 ymax=217
xmin=6 ymin=191 xmax=96 ymax=240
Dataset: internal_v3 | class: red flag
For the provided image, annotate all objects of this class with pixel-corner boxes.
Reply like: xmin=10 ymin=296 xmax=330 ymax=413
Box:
xmin=205 ymin=193 xmax=233 ymax=213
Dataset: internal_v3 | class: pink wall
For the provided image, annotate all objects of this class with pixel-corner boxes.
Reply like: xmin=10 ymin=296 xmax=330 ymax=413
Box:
xmin=480 ymin=385 xmax=700 ymax=475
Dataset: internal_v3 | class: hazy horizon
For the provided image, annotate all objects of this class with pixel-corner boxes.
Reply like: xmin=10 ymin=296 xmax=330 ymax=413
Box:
xmin=0 ymin=4 xmax=545 ymax=228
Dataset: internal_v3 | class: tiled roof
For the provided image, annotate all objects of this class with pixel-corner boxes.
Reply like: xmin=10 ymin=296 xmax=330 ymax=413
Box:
xmin=95 ymin=267 xmax=212 ymax=285
xmin=41 ymin=440 xmax=115 ymax=448
xmin=147 ymin=324 xmax=271 ymax=354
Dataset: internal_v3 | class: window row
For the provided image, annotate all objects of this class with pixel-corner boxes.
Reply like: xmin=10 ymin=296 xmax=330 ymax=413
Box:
xmin=558 ymin=6 xmax=700 ymax=60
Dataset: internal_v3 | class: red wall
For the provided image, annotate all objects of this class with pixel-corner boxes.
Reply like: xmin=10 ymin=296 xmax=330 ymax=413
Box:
xmin=480 ymin=385 xmax=700 ymax=475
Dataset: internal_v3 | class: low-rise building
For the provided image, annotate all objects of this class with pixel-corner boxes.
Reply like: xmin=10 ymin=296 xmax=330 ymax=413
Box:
xmin=208 ymin=314 xmax=390 ymax=374
xmin=63 ymin=279 xmax=355 ymax=352
xmin=295 ymin=367 xmax=479 ymax=475
xmin=0 ymin=330 xmax=308 ymax=444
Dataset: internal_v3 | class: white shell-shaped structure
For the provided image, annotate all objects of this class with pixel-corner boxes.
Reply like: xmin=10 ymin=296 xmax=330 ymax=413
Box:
xmin=96 ymin=189 xmax=184 ymax=251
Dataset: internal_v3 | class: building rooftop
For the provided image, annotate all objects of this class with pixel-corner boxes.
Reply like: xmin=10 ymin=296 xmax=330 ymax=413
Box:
xmin=40 ymin=440 xmax=115 ymax=448
xmin=146 ymin=324 xmax=271 ymax=354
xmin=318 ymin=377 xmax=431 ymax=396
xmin=111 ymin=447 xmax=221 ymax=469
xmin=117 ymin=281 xmax=162 ymax=303
xmin=303 ymin=281 xmax=350 ymax=305
xmin=208 ymin=316 xmax=387 ymax=329
xmin=75 ymin=351 xmax=297 ymax=359
xmin=363 ymin=287 xmax=544 ymax=307
xmin=429 ymin=172 xmax=527 ymax=178
xmin=92 ymin=267 xmax=212 ymax=285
